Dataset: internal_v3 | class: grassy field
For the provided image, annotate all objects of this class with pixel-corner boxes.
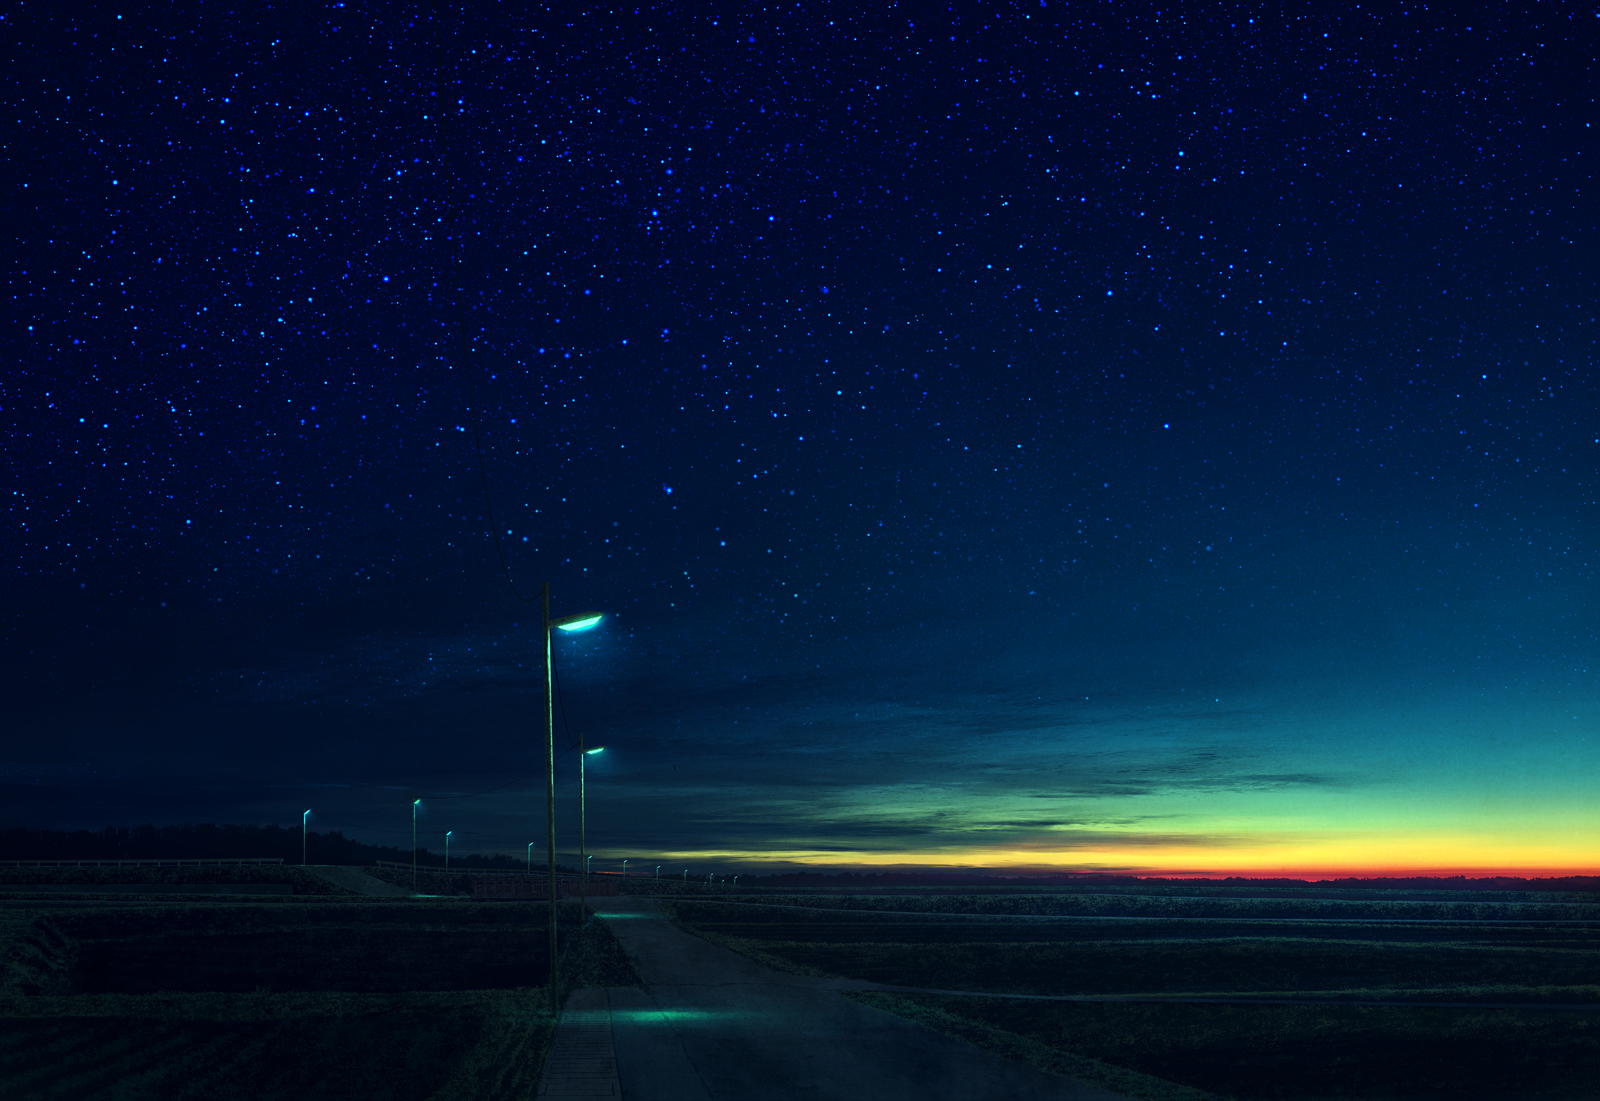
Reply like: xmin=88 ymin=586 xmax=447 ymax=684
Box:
xmin=845 ymin=992 xmax=1600 ymax=1101
xmin=0 ymin=885 xmax=638 ymax=1100
xmin=0 ymin=990 xmax=551 ymax=1101
xmin=364 ymin=865 xmax=482 ymax=896
xmin=0 ymin=865 xmax=356 ymax=897
xmin=663 ymin=892 xmax=1600 ymax=1100
xmin=714 ymin=890 xmax=1600 ymax=921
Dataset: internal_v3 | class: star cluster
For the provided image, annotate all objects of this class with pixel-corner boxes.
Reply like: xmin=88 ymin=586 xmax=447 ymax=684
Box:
xmin=4 ymin=3 xmax=1597 ymax=870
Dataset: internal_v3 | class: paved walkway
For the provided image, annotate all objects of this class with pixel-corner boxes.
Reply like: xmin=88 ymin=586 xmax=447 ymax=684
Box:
xmin=538 ymin=987 xmax=622 ymax=1098
xmin=590 ymin=895 xmax=1130 ymax=1101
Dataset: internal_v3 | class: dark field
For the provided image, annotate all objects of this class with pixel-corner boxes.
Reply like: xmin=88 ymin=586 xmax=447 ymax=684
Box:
xmin=0 ymin=991 xmax=546 ymax=1101
xmin=74 ymin=929 xmax=545 ymax=993
xmin=664 ymin=891 xmax=1600 ymax=1101
xmin=0 ymin=865 xmax=353 ymax=897
xmin=0 ymin=890 xmax=639 ymax=1100
xmin=364 ymin=865 xmax=488 ymax=897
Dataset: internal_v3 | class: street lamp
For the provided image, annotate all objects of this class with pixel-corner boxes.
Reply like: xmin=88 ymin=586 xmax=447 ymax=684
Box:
xmin=622 ymin=858 xmax=629 ymax=879
xmin=412 ymin=799 xmax=422 ymax=895
xmin=445 ymin=831 xmax=454 ymax=870
xmin=302 ymin=809 xmax=311 ymax=866
xmin=528 ymin=842 xmax=536 ymax=873
xmin=541 ymin=585 xmax=604 ymax=1016
xmin=580 ymin=745 xmax=605 ymax=924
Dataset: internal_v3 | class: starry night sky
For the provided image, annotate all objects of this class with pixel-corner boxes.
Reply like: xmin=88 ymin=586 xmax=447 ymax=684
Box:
xmin=6 ymin=3 xmax=1598 ymax=875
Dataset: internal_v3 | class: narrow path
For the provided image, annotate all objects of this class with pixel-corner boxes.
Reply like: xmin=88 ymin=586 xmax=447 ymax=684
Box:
xmin=593 ymin=895 xmax=1130 ymax=1101
xmin=538 ymin=988 xmax=622 ymax=1098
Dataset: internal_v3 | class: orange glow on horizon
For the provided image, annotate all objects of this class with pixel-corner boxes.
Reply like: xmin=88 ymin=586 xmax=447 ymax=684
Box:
xmin=645 ymin=838 xmax=1600 ymax=880
xmin=646 ymin=852 xmax=1599 ymax=880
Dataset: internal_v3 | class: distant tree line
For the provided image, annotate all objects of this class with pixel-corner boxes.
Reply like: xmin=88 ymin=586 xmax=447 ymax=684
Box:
xmin=0 ymin=823 xmax=530 ymax=868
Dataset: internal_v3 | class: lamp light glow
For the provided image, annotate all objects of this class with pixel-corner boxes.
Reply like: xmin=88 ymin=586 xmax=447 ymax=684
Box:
xmin=552 ymin=612 xmax=603 ymax=632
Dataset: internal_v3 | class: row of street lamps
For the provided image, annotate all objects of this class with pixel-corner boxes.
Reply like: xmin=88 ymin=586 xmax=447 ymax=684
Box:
xmin=297 ymin=586 xmax=608 ymax=1016
xmin=543 ymin=585 xmax=604 ymax=1013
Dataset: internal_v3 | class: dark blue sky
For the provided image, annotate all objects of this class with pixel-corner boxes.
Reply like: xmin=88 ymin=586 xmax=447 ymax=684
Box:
xmin=5 ymin=2 xmax=1597 ymax=874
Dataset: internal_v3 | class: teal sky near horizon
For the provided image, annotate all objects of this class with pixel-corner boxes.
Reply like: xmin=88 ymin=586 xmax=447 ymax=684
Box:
xmin=14 ymin=602 xmax=1599 ymax=877
xmin=4 ymin=4 xmax=1597 ymax=877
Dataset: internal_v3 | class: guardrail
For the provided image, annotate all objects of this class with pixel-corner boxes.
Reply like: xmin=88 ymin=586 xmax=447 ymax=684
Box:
xmin=0 ymin=858 xmax=286 ymax=867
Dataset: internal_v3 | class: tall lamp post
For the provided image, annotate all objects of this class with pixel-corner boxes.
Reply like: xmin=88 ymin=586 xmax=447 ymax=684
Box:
xmin=445 ymin=830 xmax=454 ymax=870
xmin=528 ymin=842 xmax=536 ymax=873
xmin=302 ymin=809 xmax=311 ymax=866
xmin=541 ymin=585 xmax=604 ymax=1016
xmin=412 ymin=799 xmax=421 ymax=895
xmin=580 ymin=745 xmax=606 ymax=924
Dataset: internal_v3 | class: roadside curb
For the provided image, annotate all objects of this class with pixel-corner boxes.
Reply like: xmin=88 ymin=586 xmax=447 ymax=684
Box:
xmin=537 ymin=987 xmax=621 ymax=1098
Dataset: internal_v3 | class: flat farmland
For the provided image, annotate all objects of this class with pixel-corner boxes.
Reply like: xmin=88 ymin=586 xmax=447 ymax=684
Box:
xmin=664 ymin=890 xmax=1600 ymax=1100
xmin=63 ymin=902 xmax=554 ymax=993
xmin=0 ymin=888 xmax=637 ymax=1100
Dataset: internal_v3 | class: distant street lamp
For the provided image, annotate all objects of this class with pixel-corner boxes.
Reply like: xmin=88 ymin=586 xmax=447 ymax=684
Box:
xmin=528 ymin=842 xmax=535 ymax=873
xmin=541 ymin=585 xmax=605 ymax=1016
xmin=580 ymin=745 xmax=606 ymax=924
xmin=655 ymin=865 xmax=660 ymax=879
xmin=622 ymin=858 xmax=629 ymax=879
xmin=445 ymin=831 xmax=454 ymax=870
xmin=302 ymin=809 xmax=311 ymax=866
xmin=412 ymin=799 xmax=422 ymax=895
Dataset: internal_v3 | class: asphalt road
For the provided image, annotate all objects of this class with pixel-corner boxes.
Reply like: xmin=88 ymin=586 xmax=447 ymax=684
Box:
xmin=591 ymin=895 xmax=1130 ymax=1101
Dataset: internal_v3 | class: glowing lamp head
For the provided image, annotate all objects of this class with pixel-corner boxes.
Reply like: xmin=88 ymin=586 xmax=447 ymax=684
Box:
xmin=585 ymin=746 xmax=607 ymax=755
xmin=552 ymin=612 xmax=604 ymax=632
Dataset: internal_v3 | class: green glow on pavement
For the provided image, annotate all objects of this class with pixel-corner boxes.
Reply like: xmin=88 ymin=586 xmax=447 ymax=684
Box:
xmin=609 ymin=1009 xmax=748 ymax=1024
